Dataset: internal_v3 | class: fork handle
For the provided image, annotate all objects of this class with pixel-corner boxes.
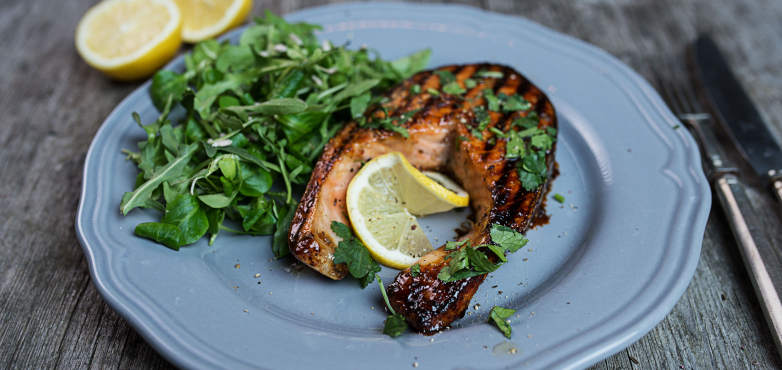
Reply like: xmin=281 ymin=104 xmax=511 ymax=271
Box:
xmin=773 ymin=179 xmax=782 ymax=208
xmin=681 ymin=116 xmax=738 ymax=178
xmin=716 ymin=174 xmax=782 ymax=355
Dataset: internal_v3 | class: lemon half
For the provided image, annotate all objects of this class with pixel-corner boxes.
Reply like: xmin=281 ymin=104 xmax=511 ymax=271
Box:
xmin=75 ymin=0 xmax=182 ymax=81
xmin=173 ymin=0 xmax=253 ymax=43
xmin=346 ymin=152 xmax=469 ymax=269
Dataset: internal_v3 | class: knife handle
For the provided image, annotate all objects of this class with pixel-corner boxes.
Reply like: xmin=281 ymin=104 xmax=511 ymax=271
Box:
xmin=773 ymin=180 xmax=782 ymax=207
xmin=716 ymin=174 xmax=782 ymax=354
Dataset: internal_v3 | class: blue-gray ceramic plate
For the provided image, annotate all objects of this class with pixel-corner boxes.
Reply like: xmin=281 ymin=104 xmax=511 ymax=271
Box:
xmin=76 ymin=3 xmax=711 ymax=369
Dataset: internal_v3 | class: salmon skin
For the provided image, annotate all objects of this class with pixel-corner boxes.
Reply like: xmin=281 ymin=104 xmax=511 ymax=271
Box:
xmin=288 ymin=63 xmax=556 ymax=333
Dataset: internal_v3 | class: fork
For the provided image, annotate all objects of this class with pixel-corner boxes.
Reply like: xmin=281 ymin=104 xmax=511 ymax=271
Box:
xmin=654 ymin=57 xmax=782 ymax=355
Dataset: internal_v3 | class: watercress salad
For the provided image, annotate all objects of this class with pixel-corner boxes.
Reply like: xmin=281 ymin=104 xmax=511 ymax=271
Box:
xmin=120 ymin=12 xmax=430 ymax=255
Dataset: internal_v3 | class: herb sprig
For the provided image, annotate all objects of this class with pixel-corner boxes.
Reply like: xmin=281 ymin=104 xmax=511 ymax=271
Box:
xmin=489 ymin=306 xmax=517 ymax=338
xmin=437 ymin=224 xmax=528 ymax=282
xmin=121 ymin=12 xmax=430 ymax=254
xmin=331 ymin=221 xmax=408 ymax=337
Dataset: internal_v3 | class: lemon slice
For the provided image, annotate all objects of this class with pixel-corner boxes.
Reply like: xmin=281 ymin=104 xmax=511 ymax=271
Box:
xmin=75 ymin=0 xmax=182 ymax=81
xmin=173 ymin=0 xmax=252 ymax=43
xmin=346 ymin=152 xmax=469 ymax=269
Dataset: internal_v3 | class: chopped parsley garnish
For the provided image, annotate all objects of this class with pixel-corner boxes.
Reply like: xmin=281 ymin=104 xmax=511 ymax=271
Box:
xmin=411 ymin=263 xmax=421 ymax=277
xmin=473 ymin=106 xmax=491 ymax=131
xmin=427 ymin=88 xmax=440 ymax=96
xmin=378 ymin=275 xmax=409 ymax=337
xmin=464 ymin=78 xmax=478 ymax=88
xmin=513 ymin=111 xmax=539 ymax=129
xmin=437 ymin=224 xmax=528 ymax=283
xmin=434 ymin=70 xmax=457 ymax=85
xmin=331 ymin=221 xmax=381 ymax=288
xmin=363 ymin=107 xmax=420 ymax=138
xmin=410 ymin=84 xmax=421 ymax=94
xmin=483 ymin=89 xmax=500 ymax=111
xmin=519 ymin=151 xmax=548 ymax=191
xmin=443 ymin=82 xmax=466 ymax=95
xmin=554 ymin=193 xmax=565 ymax=203
xmin=489 ymin=306 xmax=517 ymax=338
xmin=500 ymin=93 xmax=531 ymax=112
xmin=332 ymin=221 xmax=410 ymax=337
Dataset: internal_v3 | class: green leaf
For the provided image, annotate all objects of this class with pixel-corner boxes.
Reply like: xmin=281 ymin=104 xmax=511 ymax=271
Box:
xmin=383 ymin=314 xmax=409 ymax=337
xmin=206 ymin=208 xmax=225 ymax=235
xmin=198 ymin=193 xmax=235 ymax=209
xmin=219 ymin=95 xmax=241 ymax=108
xmin=135 ymin=222 xmax=183 ymax=250
xmin=464 ymin=245 xmax=502 ymax=273
xmin=332 ymin=79 xmax=380 ymax=104
xmin=218 ymin=157 xmax=237 ymax=180
xmin=519 ymin=170 xmax=543 ymax=191
xmin=445 ymin=239 xmax=468 ymax=251
xmin=160 ymin=124 xmax=179 ymax=156
xmin=242 ymin=206 xmax=276 ymax=234
xmin=442 ymin=81 xmax=465 ymax=95
xmin=272 ymin=70 xmax=305 ymax=99
xmin=216 ymin=45 xmax=256 ymax=73
xmin=489 ymin=306 xmax=517 ymax=339
xmin=411 ymin=263 xmax=421 ymax=277
xmin=331 ymin=221 xmax=381 ymax=288
xmin=150 ymin=71 xmax=187 ymax=111
xmin=162 ymin=194 xmax=209 ymax=245
xmin=473 ymin=106 xmax=491 ymax=132
xmin=272 ymin=202 xmax=296 ymax=258
xmin=134 ymin=194 xmax=209 ymax=249
xmin=484 ymin=89 xmax=500 ymax=112
xmin=140 ymin=198 xmax=166 ymax=213
xmin=434 ymin=70 xmax=456 ymax=85
xmin=278 ymin=111 xmax=328 ymax=142
xmin=239 ymin=163 xmax=273 ymax=197
xmin=531 ymin=130 xmax=554 ymax=150
xmin=519 ymin=151 xmax=548 ymax=191
xmin=502 ymin=94 xmax=531 ymax=112
xmin=194 ymin=72 xmax=258 ymax=119
xmin=185 ymin=117 xmax=207 ymax=142
xmin=121 ymin=143 xmax=199 ymax=215
xmin=390 ymin=49 xmax=431 ymax=78
xmin=490 ymin=224 xmax=528 ymax=253
xmin=243 ymin=98 xmax=307 ymax=115
xmin=350 ymin=92 xmax=372 ymax=118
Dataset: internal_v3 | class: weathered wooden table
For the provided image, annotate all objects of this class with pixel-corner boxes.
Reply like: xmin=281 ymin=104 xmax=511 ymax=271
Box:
xmin=3 ymin=0 xmax=782 ymax=368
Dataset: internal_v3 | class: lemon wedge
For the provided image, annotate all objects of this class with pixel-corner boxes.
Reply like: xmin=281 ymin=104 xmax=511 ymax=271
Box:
xmin=75 ymin=0 xmax=182 ymax=81
xmin=173 ymin=0 xmax=253 ymax=43
xmin=346 ymin=152 xmax=469 ymax=269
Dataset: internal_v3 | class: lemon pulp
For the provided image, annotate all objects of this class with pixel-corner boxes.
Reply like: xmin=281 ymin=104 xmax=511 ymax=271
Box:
xmin=75 ymin=0 xmax=182 ymax=81
xmin=346 ymin=152 xmax=468 ymax=269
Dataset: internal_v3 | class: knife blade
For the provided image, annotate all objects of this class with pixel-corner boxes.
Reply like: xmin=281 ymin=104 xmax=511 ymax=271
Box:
xmin=693 ymin=34 xmax=782 ymax=205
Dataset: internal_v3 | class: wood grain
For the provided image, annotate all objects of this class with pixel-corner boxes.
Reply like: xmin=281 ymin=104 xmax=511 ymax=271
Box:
xmin=1 ymin=0 xmax=781 ymax=368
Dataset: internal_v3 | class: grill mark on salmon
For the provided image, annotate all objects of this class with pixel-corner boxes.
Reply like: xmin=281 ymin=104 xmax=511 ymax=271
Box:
xmin=289 ymin=63 xmax=556 ymax=333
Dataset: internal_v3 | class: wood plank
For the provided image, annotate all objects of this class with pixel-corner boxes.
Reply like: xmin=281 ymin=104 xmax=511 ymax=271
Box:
xmin=1 ymin=0 xmax=781 ymax=369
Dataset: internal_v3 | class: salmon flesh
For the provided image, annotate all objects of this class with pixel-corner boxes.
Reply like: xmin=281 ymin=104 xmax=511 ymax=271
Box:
xmin=288 ymin=63 xmax=557 ymax=333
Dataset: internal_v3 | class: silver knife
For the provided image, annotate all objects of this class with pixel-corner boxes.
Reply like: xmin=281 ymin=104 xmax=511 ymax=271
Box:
xmin=692 ymin=34 xmax=782 ymax=356
xmin=694 ymin=35 xmax=782 ymax=204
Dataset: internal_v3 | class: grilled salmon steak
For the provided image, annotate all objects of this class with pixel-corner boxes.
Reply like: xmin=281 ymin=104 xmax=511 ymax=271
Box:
xmin=288 ymin=63 xmax=556 ymax=333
